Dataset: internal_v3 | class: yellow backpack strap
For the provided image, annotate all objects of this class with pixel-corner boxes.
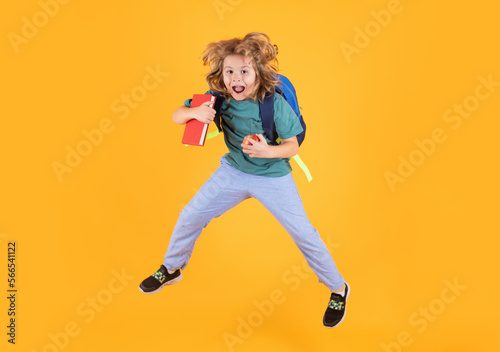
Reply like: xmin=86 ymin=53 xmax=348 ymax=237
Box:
xmin=206 ymin=129 xmax=221 ymax=140
xmin=275 ymin=137 xmax=312 ymax=182
xmin=292 ymin=154 xmax=313 ymax=182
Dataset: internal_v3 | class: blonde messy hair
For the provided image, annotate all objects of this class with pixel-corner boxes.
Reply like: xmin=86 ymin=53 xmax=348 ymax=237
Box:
xmin=201 ymin=32 xmax=280 ymax=102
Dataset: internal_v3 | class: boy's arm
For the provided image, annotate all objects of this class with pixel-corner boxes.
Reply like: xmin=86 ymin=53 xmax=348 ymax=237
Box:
xmin=172 ymin=101 xmax=216 ymax=125
xmin=242 ymin=135 xmax=299 ymax=159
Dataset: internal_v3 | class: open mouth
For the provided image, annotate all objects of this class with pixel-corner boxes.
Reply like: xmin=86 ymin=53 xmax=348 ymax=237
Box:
xmin=232 ymin=85 xmax=245 ymax=94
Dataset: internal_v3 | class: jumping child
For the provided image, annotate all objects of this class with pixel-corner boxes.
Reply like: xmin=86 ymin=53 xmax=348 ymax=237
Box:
xmin=139 ymin=32 xmax=349 ymax=328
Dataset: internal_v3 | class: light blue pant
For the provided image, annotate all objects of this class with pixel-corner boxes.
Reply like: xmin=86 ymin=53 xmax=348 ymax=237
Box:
xmin=164 ymin=157 xmax=345 ymax=291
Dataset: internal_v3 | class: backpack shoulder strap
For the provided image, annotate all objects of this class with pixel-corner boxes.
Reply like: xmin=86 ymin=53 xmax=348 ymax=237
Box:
xmin=212 ymin=93 xmax=224 ymax=132
xmin=259 ymin=94 xmax=277 ymax=144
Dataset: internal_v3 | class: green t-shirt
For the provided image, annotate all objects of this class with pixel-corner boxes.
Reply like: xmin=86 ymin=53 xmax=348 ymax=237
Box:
xmin=184 ymin=91 xmax=303 ymax=177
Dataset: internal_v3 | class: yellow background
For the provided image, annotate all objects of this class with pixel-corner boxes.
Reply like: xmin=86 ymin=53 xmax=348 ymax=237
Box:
xmin=1 ymin=0 xmax=499 ymax=351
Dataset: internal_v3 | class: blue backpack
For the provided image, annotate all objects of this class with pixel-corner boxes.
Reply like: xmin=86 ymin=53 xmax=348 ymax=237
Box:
xmin=211 ymin=74 xmax=312 ymax=181
xmin=260 ymin=74 xmax=306 ymax=146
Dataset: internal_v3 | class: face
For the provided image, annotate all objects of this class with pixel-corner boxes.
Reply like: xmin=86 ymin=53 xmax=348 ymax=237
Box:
xmin=223 ymin=55 xmax=257 ymax=101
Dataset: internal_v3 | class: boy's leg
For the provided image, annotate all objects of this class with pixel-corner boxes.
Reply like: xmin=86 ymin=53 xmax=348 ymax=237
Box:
xmin=250 ymin=173 xmax=345 ymax=291
xmin=163 ymin=158 xmax=249 ymax=271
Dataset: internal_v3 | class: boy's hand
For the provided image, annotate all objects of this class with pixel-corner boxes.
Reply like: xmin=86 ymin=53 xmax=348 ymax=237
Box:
xmin=191 ymin=101 xmax=216 ymax=124
xmin=241 ymin=134 xmax=272 ymax=158
xmin=242 ymin=135 xmax=299 ymax=159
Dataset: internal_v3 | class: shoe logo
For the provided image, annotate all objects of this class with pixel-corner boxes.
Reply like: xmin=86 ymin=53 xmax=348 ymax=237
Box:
xmin=328 ymin=300 xmax=345 ymax=310
xmin=153 ymin=271 xmax=166 ymax=283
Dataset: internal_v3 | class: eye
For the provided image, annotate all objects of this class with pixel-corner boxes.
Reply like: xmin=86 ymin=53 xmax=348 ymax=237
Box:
xmin=242 ymin=70 xmax=247 ymax=74
xmin=226 ymin=70 xmax=233 ymax=75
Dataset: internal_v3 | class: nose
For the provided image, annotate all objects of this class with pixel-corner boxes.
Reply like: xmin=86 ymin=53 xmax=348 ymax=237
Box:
xmin=232 ymin=72 xmax=241 ymax=81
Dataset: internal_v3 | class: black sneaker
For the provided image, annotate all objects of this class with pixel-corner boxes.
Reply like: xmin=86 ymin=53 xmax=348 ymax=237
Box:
xmin=323 ymin=282 xmax=350 ymax=328
xmin=139 ymin=265 xmax=182 ymax=294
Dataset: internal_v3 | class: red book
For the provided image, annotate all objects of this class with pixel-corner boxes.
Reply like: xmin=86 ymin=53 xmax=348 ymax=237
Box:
xmin=181 ymin=94 xmax=216 ymax=146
